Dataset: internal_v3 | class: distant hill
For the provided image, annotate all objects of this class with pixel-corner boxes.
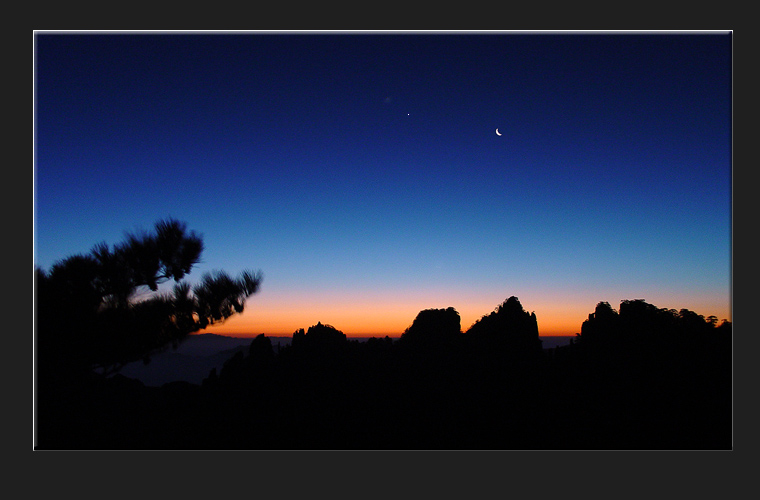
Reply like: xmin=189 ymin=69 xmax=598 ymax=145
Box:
xmin=539 ymin=336 xmax=574 ymax=350
xmin=174 ymin=334 xmax=262 ymax=356
xmin=117 ymin=334 xmax=291 ymax=386
xmin=117 ymin=333 xmax=573 ymax=386
xmin=117 ymin=346 xmax=245 ymax=386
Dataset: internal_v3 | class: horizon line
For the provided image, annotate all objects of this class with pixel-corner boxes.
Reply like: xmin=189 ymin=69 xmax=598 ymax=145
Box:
xmin=194 ymin=332 xmax=579 ymax=339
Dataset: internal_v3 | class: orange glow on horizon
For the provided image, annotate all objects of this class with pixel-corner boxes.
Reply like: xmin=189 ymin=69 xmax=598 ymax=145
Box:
xmin=201 ymin=287 xmax=731 ymax=339
xmin=203 ymin=298 xmax=589 ymax=338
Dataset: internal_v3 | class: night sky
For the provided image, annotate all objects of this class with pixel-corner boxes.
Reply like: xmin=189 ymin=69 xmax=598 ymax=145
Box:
xmin=34 ymin=32 xmax=732 ymax=336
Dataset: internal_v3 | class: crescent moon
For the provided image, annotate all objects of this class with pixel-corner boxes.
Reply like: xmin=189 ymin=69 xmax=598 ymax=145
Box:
xmin=495 ymin=128 xmax=502 ymax=136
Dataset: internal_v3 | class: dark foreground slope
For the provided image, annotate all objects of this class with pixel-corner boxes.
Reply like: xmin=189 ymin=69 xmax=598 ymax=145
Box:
xmin=35 ymin=298 xmax=731 ymax=450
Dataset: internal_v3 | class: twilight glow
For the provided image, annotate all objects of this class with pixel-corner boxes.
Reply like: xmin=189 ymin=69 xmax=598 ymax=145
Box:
xmin=34 ymin=32 xmax=732 ymax=338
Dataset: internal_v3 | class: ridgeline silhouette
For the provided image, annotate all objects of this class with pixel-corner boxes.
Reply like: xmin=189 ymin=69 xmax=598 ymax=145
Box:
xmin=35 ymin=221 xmax=731 ymax=450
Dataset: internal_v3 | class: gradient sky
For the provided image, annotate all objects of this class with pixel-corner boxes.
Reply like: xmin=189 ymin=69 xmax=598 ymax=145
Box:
xmin=34 ymin=31 xmax=732 ymax=337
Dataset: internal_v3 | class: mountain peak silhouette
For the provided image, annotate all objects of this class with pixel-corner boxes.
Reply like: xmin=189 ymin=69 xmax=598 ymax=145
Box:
xmin=465 ymin=296 xmax=542 ymax=355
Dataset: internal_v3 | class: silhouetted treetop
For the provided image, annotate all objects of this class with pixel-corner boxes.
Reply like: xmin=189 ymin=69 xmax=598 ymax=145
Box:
xmin=36 ymin=218 xmax=263 ymax=376
xmin=194 ymin=270 xmax=262 ymax=328
xmin=90 ymin=218 xmax=204 ymax=307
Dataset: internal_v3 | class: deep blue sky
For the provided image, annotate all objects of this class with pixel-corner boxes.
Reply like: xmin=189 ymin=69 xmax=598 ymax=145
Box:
xmin=34 ymin=32 xmax=732 ymax=335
